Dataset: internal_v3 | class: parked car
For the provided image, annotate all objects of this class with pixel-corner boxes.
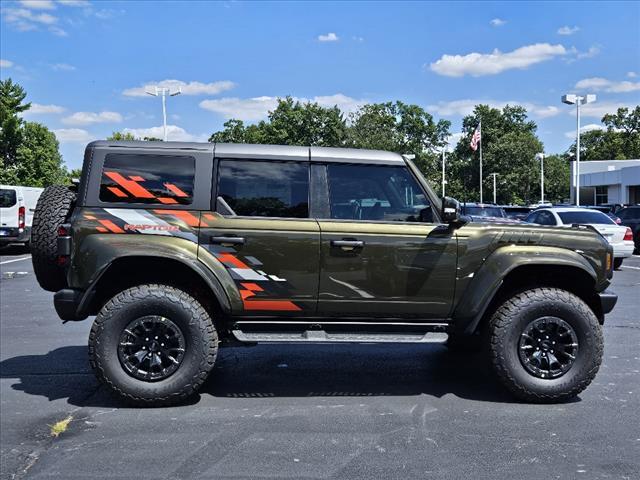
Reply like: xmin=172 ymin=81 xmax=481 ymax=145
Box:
xmin=586 ymin=206 xmax=622 ymax=225
xmin=616 ymin=205 xmax=640 ymax=253
xmin=524 ymin=207 xmax=634 ymax=269
xmin=461 ymin=203 xmax=520 ymax=223
xmin=502 ymin=205 xmax=533 ymax=221
xmin=30 ymin=141 xmax=617 ymax=406
xmin=0 ymin=185 xmax=43 ymax=247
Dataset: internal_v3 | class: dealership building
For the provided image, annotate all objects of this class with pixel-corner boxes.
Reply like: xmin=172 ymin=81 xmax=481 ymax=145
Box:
xmin=570 ymin=159 xmax=640 ymax=205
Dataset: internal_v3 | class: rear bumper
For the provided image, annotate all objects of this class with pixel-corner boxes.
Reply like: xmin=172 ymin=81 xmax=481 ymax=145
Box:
xmin=598 ymin=289 xmax=618 ymax=315
xmin=0 ymin=227 xmax=30 ymax=245
xmin=612 ymin=241 xmax=635 ymax=259
xmin=54 ymin=289 xmax=89 ymax=321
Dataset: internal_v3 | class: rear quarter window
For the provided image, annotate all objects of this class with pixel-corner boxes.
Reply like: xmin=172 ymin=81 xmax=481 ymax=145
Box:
xmin=99 ymin=153 xmax=195 ymax=205
xmin=0 ymin=189 xmax=17 ymax=208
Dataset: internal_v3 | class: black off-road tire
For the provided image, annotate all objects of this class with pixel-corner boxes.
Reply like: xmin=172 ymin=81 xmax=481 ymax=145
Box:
xmin=488 ymin=288 xmax=603 ymax=403
xmin=89 ymin=284 xmax=218 ymax=407
xmin=30 ymin=185 xmax=76 ymax=292
xmin=613 ymin=258 xmax=623 ymax=270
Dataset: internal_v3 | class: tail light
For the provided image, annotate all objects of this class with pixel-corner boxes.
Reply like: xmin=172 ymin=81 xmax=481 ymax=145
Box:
xmin=57 ymin=223 xmax=72 ymax=266
xmin=18 ymin=206 xmax=25 ymax=229
xmin=623 ymin=227 xmax=633 ymax=241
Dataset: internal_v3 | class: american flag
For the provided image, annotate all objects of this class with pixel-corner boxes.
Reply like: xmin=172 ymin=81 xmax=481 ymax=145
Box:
xmin=470 ymin=124 xmax=481 ymax=151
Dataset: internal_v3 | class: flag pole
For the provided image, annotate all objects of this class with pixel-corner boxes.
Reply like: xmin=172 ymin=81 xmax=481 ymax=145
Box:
xmin=479 ymin=120 xmax=483 ymax=203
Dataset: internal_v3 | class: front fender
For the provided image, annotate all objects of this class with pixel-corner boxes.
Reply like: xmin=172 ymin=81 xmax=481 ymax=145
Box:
xmin=452 ymin=245 xmax=598 ymax=333
xmin=69 ymin=234 xmax=240 ymax=314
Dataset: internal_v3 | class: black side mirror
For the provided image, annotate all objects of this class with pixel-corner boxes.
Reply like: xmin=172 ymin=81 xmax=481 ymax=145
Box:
xmin=441 ymin=196 xmax=461 ymax=224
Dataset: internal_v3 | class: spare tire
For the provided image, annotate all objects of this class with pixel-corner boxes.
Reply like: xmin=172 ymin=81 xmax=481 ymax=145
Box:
xmin=31 ymin=185 xmax=76 ymax=292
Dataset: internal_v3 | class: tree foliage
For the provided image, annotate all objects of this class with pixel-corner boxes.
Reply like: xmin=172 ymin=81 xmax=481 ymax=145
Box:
xmin=568 ymin=106 xmax=640 ymax=160
xmin=0 ymin=78 xmax=68 ymax=187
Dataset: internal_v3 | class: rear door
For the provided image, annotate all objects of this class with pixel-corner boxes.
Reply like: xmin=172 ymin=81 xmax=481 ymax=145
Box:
xmin=315 ymin=162 xmax=457 ymax=319
xmin=0 ymin=187 xmax=20 ymax=232
xmin=199 ymin=147 xmax=320 ymax=315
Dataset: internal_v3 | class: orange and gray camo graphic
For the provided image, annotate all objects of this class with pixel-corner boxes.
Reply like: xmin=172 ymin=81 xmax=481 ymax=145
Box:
xmin=77 ymin=208 xmax=301 ymax=312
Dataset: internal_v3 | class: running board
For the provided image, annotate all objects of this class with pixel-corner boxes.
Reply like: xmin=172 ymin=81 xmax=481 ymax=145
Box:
xmin=231 ymin=329 xmax=448 ymax=344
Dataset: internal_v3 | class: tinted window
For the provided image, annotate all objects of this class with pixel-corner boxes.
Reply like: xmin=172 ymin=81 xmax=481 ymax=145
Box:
xmin=464 ymin=206 xmax=506 ymax=218
xmin=100 ymin=154 xmax=195 ymax=205
xmin=558 ymin=211 xmax=615 ymax=225
xmin=217 ymin=160 xmax=309 ymax=218
xmin=0 ymin=189 xmax=17 ymax=208
xmin=326 ymin=164 xmax=430 ymax=222
xmin=618 ymin=207 xmax=640 ymax=220
xmin=537 ymin=211 xmax=557 ymax=225
xmin=524 ymin=212 xmax=538 ymax=224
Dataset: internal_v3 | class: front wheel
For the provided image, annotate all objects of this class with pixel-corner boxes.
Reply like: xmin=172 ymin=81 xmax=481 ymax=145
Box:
xmin=488 ymin=288 xmax=603 ymax=403
xmin=89 ymin=284 xmax=218 ymax=406
xmin=613 ymin=258 xmax=623 ymax=270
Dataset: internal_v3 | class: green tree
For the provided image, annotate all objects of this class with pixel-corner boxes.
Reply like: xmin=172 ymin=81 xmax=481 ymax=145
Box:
xmin=0 ymin=78 xmax=31 ymax=177
xmin=542 ymin=154 xmax=570 ymax=203
xmin=13 ymin=122 xmax=67 ymax=187
xmin=107 ymin=131 xmax=137 ymax=141
xmin=447 ymin=105 xmax=546 ymax=204
xmin=347 ymin=101 xmax=450 ymax=183
xmin=568 ymin=106 xmax=640 ymax=160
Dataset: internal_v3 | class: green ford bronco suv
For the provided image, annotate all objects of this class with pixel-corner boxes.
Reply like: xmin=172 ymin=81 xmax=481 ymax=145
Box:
xmin=31 ymin=141 xmax=617 ymax=406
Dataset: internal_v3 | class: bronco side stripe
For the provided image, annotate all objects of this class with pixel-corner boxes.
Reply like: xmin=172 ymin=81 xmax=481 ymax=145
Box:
xmin=105 ymin=171 xmax=155 ymax=199
xmin=152 ymin=210 xmax=200 ymax=227
xmin=98 ymin=219 xmax=124 ymax=233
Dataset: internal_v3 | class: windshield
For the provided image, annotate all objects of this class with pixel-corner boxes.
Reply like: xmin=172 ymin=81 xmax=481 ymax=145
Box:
xmin=465 ymin=206 xmax=506 ymax=218
xmin=0 ymin=189 xmax=17 ymax=208
xmin=558 ymin=211 xmax=615 ymax=225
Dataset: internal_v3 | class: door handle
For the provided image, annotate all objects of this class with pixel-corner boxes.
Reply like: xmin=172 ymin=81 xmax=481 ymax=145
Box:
xmin=211 ymin=236 xmax=245 ymax=246
xmin=331 ymin=240 xmax=364 ymax=249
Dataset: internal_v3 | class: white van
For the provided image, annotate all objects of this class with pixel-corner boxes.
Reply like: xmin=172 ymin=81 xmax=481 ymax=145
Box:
xmin=0 ymin=185 xmax=44 ymax=247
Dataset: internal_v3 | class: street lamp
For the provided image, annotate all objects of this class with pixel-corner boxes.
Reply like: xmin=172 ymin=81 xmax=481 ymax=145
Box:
xmin=441 ymin=148 xmax=447 ymax=197
xmin=561 ymin=93 xmax=596 ymax=206
xmin=489 ymin=173 xmax=498 ymax=204
xmin=535 ymin=152 xmax=544 ymax=204
xmin=146 ymin=86 xmax=182 ymax=141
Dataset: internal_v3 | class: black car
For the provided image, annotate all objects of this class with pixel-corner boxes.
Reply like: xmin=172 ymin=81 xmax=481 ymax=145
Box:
xmin=617 ymin=206 xmax=640 ymax=252
xmin=502 ymin=205 xmax=533 ymax=221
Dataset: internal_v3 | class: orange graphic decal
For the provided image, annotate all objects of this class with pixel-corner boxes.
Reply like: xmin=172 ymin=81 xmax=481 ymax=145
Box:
xmin=129 ymin=176 xmax=145 ymax=182
xmin=96 ymin=226 xmax=108 ymax=233
xmin=153 ymin=210 xmax=200 ymax=227
xmin=158 ymin=197 xmax=178 ymax=204
xmin=240 ymin=282 xmax=264 ymax=292
xmin=164 ymin=183 xmax=188 ymax=197
xmin=217 ymin=253 xmax=249 ymax=269
xmin=84 ymin=214 xmax=97 ymax=220
xmin=105 ymin=171 xmax=155 ymax=199
xmin=242 ymin=299 xmax=302 ymax=311
xmin=98 ymin=219 xmax=125 ymax=234
xmin=107 ymin=186 xmax=128 ymax=198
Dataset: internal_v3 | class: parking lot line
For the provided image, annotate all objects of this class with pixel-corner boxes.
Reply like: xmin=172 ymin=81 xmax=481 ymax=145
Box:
xmin=621 ymin=265 xmax=640 ymax=271
xmin=0 ymin=256 xmax=31 ymax=265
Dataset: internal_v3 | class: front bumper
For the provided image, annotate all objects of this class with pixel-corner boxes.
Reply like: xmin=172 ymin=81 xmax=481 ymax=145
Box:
xmin=598 ymin=289 xmax=618 ymax=315
xmin=54 ymin=289 xmax=89 ymax=321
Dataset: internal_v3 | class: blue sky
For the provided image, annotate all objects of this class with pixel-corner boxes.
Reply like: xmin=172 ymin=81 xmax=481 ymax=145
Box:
xmin=1 ymin=0 xmax=639 ymax=169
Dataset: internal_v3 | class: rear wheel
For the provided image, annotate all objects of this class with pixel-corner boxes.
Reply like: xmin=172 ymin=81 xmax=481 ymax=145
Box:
xmin=613 ymin=258 xmax=623 ymax=270
xmin=89 ymin=284 xmax=218 ymax=406
xmin=488 ymin=287 xmax=603 ymax=403
xmin=30 ymin=185 xmax=76 ymax=292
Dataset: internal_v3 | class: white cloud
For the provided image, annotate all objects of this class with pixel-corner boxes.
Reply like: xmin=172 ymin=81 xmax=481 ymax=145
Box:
xmin=575 ymin=77 xmax=640 ymax=93
xmin=557 ymin=25 xmax=579 ymax=35
xmin=445 ymin=133 xmax=464 ymax=152
xmin=48 ymin=25 xmax=67 ymax=36
xmin=62 ymin=111 xmax=122 ymax=126
xmin=19 ymin=0 xmax=56 ymax=9
xmin=429 ymin=43 xmax=567 ymax=77
xmin=57 ymin=0 xmax=91 ymax=6
xmin=50 ymin=62 xmax=76 ymax=71
xmin=427 ymin=99 xmax=560 ymax=119
xmin=1 ymin=6 xmax=69 ymax=35
xmin=627 ymin=72 xmax=637 ymax=78
xmin=564 ymin=123 xmax=604 ymax=139
xmin=577 ymin=101 xmax=632 ymax=118
xmin=0 ymin=59 xmax=14 ymax=68
xmin=123 ymin=125 xmax=207 ymax=142
xmin=199 ymin=93 xmax=366 ymax=121
xmin=352 ymin=35 xmax=364 ymax=43
xmin=123 ymin=79 xmax=236 ymax=97
xmin=490 ymin=18 xmax=506 ymax=27
xmin=575 ymin=45 xmax=600 ymax=59
xmin=53 ymin=128 xmax=92 ymax=143
xmin=29 ymin=103 xmax=66 ymax=114
xmin=318 ymin=32 xmax=339 ymax=42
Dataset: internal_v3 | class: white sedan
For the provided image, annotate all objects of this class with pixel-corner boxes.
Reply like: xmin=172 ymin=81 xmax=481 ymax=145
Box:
xmin=525 ymin=207 xmax=635 ymax=269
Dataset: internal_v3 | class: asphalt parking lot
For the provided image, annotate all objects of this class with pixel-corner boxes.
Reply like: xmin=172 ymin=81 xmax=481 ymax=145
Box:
xmin=1 ymin=247 xmax=639 ymax=480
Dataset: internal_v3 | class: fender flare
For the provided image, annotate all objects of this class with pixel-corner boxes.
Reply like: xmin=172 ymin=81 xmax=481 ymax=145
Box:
xmin=452 ymin=245 xmax=598 ymax=335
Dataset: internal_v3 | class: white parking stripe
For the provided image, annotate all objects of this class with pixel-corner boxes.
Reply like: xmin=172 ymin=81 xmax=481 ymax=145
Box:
xmin=0 ymin=256 xmax=31 ymax=265
xmin=621 ymin=265 xmax=640 ymax=270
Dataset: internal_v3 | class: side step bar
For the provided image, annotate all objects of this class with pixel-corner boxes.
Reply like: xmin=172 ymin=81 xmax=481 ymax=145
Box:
xmin=231 ymin=329 xmax=448 ymax=344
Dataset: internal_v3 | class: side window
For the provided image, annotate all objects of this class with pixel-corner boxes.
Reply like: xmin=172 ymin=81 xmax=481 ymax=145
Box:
xmin=537 ymin=211 xmax=556 ymax=225
xmin=99 ymin=153 xmax=195 ymax=205
xmin=525 ymin=212 xmax=538 ymax=224
xmin=217 ymin=160 xmax=309 ymax=218
xmin=326 ymin=164 xmax=431 ymax=222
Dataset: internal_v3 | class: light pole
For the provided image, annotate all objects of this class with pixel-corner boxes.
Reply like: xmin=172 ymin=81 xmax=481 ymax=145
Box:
xmin=490 ymin=173 xmax=498 ymax=204
xmin=561 ymin=94 xmax=596 ymax=206
xmin=441 ymin=148 xmax=446 ymax=197
xmin=535 ymin=152 xmax=545 ymax=204
xmin=146 ymin=86 xmax=182 ymax=141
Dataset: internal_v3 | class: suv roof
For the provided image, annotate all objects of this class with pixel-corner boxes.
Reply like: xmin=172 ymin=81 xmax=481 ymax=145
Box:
xmin=87 ymin=141 xmax=406 ymax=165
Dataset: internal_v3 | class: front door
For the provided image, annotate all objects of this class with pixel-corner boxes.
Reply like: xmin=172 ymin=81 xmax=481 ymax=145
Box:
xmin=200 ymin=158 xmax=320 ymax=315
xmin=317 ymin=163 xmax=457 ymax=319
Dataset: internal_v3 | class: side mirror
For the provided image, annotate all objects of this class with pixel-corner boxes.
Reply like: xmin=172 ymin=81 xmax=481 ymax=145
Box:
xmin=441 ymin=196 xmax=461 ymax=224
